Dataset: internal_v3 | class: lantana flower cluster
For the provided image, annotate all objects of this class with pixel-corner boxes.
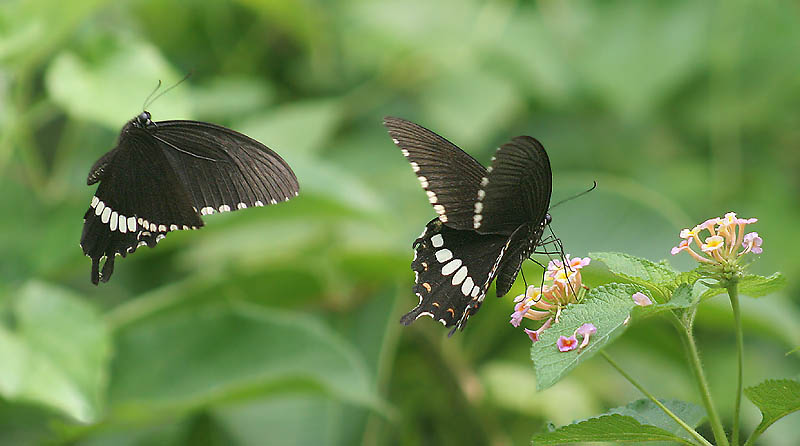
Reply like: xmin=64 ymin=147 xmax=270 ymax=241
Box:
xmin=671 ymin=212 xmax=762 ymax=281
xmin=510 ymin=255 xmax=593 ymax=350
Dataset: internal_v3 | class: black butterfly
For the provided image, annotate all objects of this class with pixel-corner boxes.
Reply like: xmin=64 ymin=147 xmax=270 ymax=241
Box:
xmin=81 ymin=111 xmax=299 ymax=284
xmin=385 ymin=117 xmax=553 ymax=333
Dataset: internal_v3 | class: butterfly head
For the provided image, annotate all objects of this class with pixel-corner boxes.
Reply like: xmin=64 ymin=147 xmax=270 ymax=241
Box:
xmin=544 ymin=213 xmax=552 ymax=226
xmin=134 ymin=111 xmax=153 ymax=128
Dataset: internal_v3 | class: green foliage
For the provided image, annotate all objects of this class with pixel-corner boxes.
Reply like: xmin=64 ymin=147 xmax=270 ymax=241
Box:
xmin=532 ymin=284 xmax=640 ymax=390
xmin=592 ymin=252 xmax=680 ymax=286
xmin=700 ymin=273 xmax=787 ymax=300
xmin=744 ymin=379 xmax=800 ymax=444
xmin=631 ymin=283 xmax=694 ymax=320
xmin=531 ymin=414 xmax=695 ymax=445
xmin=45 ymin=40 xmax=191 ymax=128
xmin=108 ymin=301 xmax=384 ymax=420
xmin=607 ymin=399 xmax=706 ymax=442
xmin=1 ymin=0 xmax=798 ymax=443
xmin=591 ymin=252 xmax=679 ymax=300
xmin=0 ymin=282 xmax=110 ymax=423
xmin=532 ymin=399 xmax=706 ymax=445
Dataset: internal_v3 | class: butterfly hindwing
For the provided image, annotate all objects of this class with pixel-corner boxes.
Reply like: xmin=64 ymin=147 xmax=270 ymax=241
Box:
xmin=494 ymin=222 xmax=549 ymax=297
xmin=403 ymin=218 xmax=511 ymax=330
xmin=473 ymin=136 xmax=552 ymax=235
xmin=154 ymin=121 xmax=300 ymax=214
xmin=384 ymin=117 xmax=487 ymax=230
xmin=81 ymin=132 xmax=203 ymax=284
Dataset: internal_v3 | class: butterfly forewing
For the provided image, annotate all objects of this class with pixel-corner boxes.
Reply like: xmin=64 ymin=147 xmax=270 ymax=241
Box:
xmin=473 ymin=136 xmax=552 ymax=235
xmin=384 ymin=117 xmax=487 ymax=230
xmin=155 ymin=121 xmax=300 ymax=214
xmin=404 ymin=218 xmax=511 ymax=330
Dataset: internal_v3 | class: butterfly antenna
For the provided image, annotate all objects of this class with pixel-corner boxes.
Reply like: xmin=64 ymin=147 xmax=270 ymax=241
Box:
xmin=550 ymin=181 xmax=597 ymax=210
xmin=143 ymin=72 xmax=192 ymax=110
xmin=142 ymin=80 xmax=162 ymax=111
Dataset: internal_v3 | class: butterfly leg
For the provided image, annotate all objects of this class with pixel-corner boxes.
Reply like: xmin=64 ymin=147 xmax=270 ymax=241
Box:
xmin=524 ymin=257 xmax=549 ymax=302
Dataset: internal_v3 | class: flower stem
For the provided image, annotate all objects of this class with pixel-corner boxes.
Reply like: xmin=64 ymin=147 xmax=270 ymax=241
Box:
xmin=600 ymin=351 xmax=713 ymax=446
xmin=728 ymin=282 xmax=743 ymax=445
xmin=672 ymin=314 xmax=730 ymax=446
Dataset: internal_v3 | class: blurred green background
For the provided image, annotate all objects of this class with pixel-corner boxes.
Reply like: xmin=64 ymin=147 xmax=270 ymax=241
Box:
xmin=1 ymin=0 xmax=798 ymax=444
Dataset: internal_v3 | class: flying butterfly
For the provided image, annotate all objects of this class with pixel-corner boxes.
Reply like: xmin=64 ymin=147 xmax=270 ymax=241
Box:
xmin=384 ymin=117 xmax=554 ymax=333
xmin=81 ymin=83 xmax=299 ymax=284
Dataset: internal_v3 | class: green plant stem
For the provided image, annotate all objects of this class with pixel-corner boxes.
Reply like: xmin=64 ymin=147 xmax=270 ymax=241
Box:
xmin=743 ymin=421 xmax=769 ymax=446
xmin=728 ymin=282 xmax=743 ymax=445
xmin=672 ymin=314 xmax=730 ymax=446
xmin=600 ymin=351 xmax=713 ymax=446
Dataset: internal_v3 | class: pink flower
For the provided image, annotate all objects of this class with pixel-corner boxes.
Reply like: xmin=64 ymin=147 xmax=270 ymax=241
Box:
xmin=701 ymin=235 xmax=725 ymax=253
xmin=569 ymin=256 xmax=591 ymax=269
xmin=671 ymin=212 xmax=764 ymax=277
xmin=632 ymin=292 xmax=653 ymax=306
xmin=551 ymin=267 xmax=575 ymax=285
xmin=555 ymin=323 xmax=597 ymax=351
xmin=510 ymin=300 xmax=530 ymax=327
xmin=557 ymin=335 xmax=578 ymax=352
xmin=743 ymin=232 xmax=763 ymax=254
xmin=547 ymin=255 xmax=590 ymax=278
xmin=671 ymin=239 xmax=690 ymax=255
xmin=700 ymin=218 xmax=721 ymax=232
xmin=547 ymin=258 xmax=562 ymax=271
xmin=576 ymin=323 xmax=597 ymax=349
xmin=721 ymin=212 xmax=739 ymax=227
xmin=523 ymin=318 xmax=552 ymax=343
xmin=511 ymin=253 xmax=590 ymax=343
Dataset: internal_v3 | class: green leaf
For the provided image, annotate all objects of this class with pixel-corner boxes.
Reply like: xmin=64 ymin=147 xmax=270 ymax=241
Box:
xmin=45 ymin=40 xmax=189 ymax=129
xmin=591 ymin=252 xmax=679 ymax=284
xmin=191 ymin=76 xmax=274 ymax=121
xmin=0 ymin=281 xmax=110 ymax=423
xmin=480 ymin=362 xmax=599 ymax=422
xmin=573 ymin=1 xmax=709 ymax=119
xmin=237 ymin=99 xmax=342 ymax=158
xmin=700 ymin=273 xmax=787 ymax=300
xmin=213 ymin=395 xmax=359 ymax=446
xmin=531 ymin=284 xmax=639 ymax=390
xmin=530 ymin=413 xmax=696 ymax=445
xmin=608 ymin=399 xmax=706 ymax=442
xmin=421 ymin=69 xmax=520 ymax=149
xmin=289 ymin=156 xmax=385 ymax=212
xmin=744 ymin=379 xmax=800 ymax=440
xmin=591 ymin=252 xmax=678 ymax=300
xmin=108 ymin=301 xmax=385 ymax=421
xmin=632 ymin=284 xmax=694 ymax=320
xmin=0 ymin=0 xmax=106 ymax=67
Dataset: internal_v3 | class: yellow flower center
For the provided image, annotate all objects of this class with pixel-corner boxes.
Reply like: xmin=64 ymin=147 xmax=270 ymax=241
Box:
xmin=702 ymin=235 xmax=725 ymax=252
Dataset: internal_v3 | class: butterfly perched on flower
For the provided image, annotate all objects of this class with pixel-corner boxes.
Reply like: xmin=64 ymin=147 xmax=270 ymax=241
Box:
xmin=81 ymin=110 xmax=299 ymax=284
xmin=385 ymin=117 xmax=553 ymax=333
